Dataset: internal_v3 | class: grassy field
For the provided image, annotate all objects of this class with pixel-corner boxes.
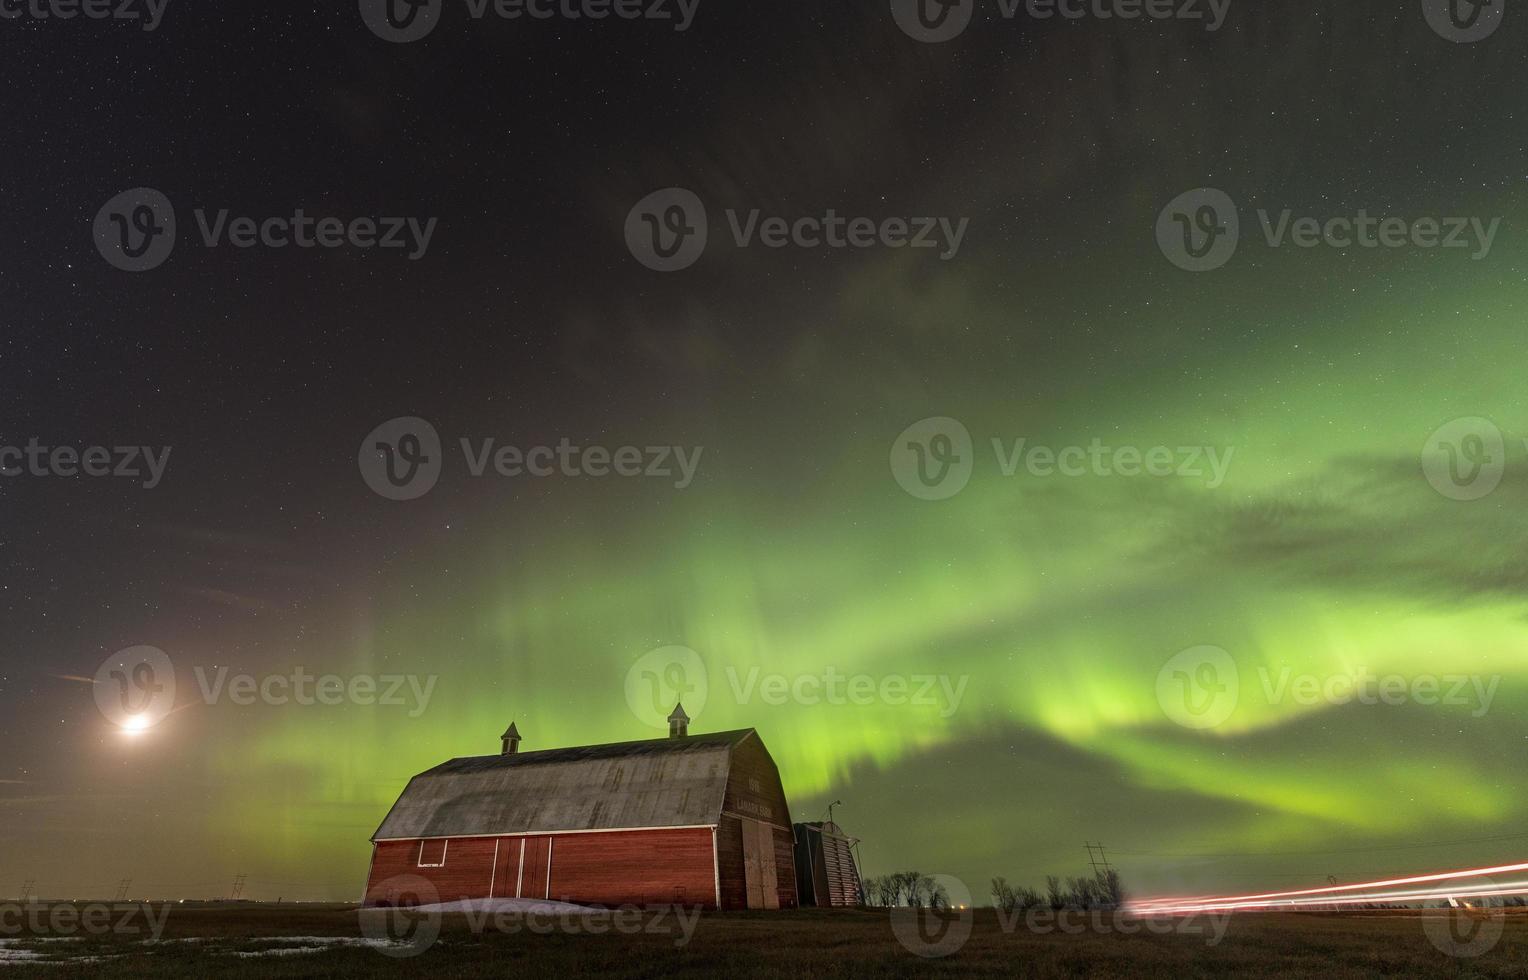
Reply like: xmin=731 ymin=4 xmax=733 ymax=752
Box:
xmin=0 ymin=904 xmax=1524 ymax=977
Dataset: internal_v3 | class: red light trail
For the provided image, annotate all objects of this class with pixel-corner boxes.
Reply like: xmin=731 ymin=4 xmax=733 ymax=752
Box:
xmin=1128 ymin=860 xmax=1528 ymax=915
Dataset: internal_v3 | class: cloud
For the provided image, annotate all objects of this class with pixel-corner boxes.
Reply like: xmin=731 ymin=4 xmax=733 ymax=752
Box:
xmin=1177 ymin=451 xmax=1528 ymax=606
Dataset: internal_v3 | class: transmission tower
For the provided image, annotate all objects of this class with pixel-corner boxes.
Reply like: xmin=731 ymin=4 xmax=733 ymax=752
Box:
xmin=1084 ymin=842 xmax=1115 ymax=876
xmin=114 ymin=878 xmax=131 ymax=901
xmin=230 ymin=874 xmax=247 ymax=901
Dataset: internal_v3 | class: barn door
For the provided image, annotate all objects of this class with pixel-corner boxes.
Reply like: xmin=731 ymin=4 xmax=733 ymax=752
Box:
xmin=742 ymin=820 xmax=764 ymax=908
xmin=520 ymin=836 xmax=552 ymax=899
xmin=741 ymin=819 xmax=780 ymax=910
xmin=490 ymin=838 xmax=520 ymax=899
xmin=756 ymin=822 xmax=780 ymax=909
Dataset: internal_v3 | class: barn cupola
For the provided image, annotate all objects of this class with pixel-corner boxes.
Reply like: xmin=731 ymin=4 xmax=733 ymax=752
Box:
xmin=668 ymin=703 xmax=690 ymax=738
xmin=501 ymin=722 xmax=522 ymax=756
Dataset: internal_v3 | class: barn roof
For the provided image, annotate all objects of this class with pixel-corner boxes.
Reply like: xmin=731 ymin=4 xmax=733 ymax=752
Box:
xmin=372 ymin=729 xmax=756 ymax=841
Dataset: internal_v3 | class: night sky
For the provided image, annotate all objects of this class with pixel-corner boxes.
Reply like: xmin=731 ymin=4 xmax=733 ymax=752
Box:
xmin=3 ymin=1 xmax=1527 ymax=903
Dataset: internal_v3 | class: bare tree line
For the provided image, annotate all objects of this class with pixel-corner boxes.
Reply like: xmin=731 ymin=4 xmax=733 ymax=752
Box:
xmin=991 ymin=869 xmax=1125 ymax=912
xmin=860 ymin=867 xmax=1124 ymax=910
xmin=860 ymin=872 xmax=954 ymax=909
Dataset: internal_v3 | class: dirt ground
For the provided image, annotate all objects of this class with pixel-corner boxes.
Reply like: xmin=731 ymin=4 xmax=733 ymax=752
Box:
xmin=0 ymin=903 xmax=1523 ymax=977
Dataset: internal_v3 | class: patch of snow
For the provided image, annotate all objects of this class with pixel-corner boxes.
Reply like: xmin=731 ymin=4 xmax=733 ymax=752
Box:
xmin=0 ymin=942 xmax=121 ymax=969
xmin=221 ymin=937 xmax=413 ymax=957
xmin=230 ymin=947 xmax=328 ymax=958
xmin=0 ymin=950 xmax=45 ymax=963
xmin=247 ymin=936 xmax=377 ymax=945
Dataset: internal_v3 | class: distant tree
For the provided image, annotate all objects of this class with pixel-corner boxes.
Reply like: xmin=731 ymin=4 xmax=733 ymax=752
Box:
xmin=1046 ymin=875 xmax=1065 ymax=910
xmin=895 ymin=871 xmax=924 ymax=907
xmin=869 ymin=875 xmax=899 ymax=908
xmin=903 ymin=872 xmax=922 ymax=907
xmin=1095 ymin=868 xmax=1124 ymax=908
xmin=992 ymin=877 xmax=1018 ymax=913
xmin=1067 ymin=876 xmax=1099 ymax=910
xmin=991 ymin=877 xmax=1049 ymax=913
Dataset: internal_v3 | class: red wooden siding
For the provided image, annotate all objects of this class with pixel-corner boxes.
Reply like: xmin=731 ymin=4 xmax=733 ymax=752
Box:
xmin=365 ymin=837 xmax=498 ymax=904
xmin=548 ymin=828 xmax=715 ymax=907
xmin=365 ymin=828 xmax=719 ymax=909
xmin=418 ymin=839 xmax=448 ymax=866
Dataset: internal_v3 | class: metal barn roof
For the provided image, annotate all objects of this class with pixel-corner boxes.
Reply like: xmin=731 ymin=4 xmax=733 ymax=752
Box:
xmin=372 ymin=729 xmax=756 ymax=841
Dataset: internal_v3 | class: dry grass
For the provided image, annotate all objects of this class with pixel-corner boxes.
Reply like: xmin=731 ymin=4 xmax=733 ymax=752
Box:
xmin=0 ymin=904 xmax=1524 ymax=977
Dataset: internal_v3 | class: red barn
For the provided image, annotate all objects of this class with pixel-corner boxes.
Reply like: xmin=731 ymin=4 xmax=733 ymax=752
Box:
xmin=364 ymin=706 xmax=798 ymax=910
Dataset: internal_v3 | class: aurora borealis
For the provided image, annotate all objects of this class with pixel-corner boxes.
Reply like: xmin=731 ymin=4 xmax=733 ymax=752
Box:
xmin=3 ymin=2 xmax=1527 ymax=905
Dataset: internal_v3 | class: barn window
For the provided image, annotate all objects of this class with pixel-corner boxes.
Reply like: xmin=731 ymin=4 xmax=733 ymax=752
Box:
xmin=418 ymin=839 xmax=448 ymax=868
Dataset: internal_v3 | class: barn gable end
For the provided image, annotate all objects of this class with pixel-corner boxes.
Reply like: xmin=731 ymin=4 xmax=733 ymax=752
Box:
xmin=717 ymin=731 xmax=797 ymax=910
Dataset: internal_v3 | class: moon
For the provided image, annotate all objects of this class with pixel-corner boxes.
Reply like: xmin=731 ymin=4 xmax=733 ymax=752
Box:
xmin=120 ymin=714 xmax=152 ymax=736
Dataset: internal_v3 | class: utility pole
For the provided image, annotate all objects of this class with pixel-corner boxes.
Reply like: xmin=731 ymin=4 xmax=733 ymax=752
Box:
xmin=1084 ymin=842 xmax=1114 ymax=876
